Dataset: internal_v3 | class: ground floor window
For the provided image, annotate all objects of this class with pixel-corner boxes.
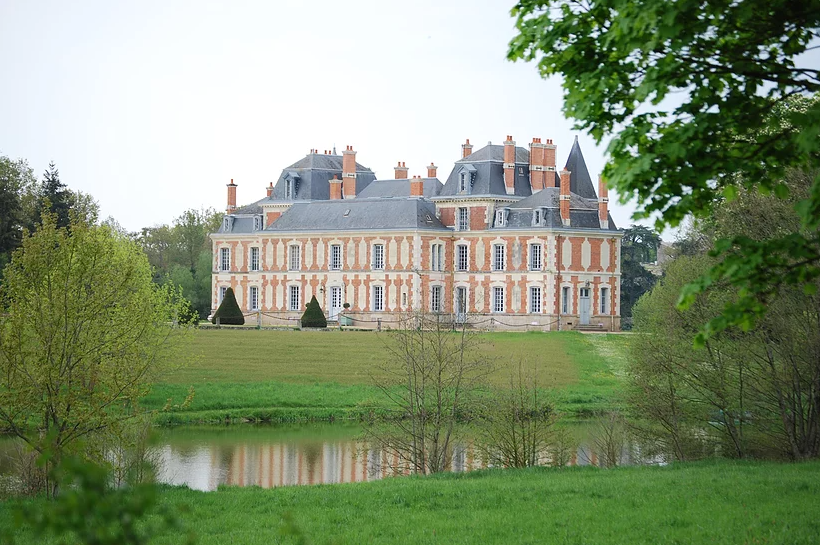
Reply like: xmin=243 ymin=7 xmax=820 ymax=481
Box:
xmin=529 ymin=286 xmax=541 ymax=314
xmin=431 ymin=285 xmax=442 ymax=313
xmin=219 ymin=286 xmax=227 ymax=304
xmin=373 ymin=285 xmax=384 ymax=312
xmin=600 ymin=287 xmax=609 ymax=314
xmin=249 ymin=286 xmax=259 ymax=311
xmin=289 ymin=285 xmax=300 ymax=311
xmin=492 ymin=287 xmax=505 ymax=313
xmin=561 ymin=286 xmax=570 ymax=314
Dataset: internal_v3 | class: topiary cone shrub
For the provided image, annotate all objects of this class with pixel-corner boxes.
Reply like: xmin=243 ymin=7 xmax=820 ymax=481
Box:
xmin=301 ymin=295 xmax=327 ymax=328
xmin=212 ymin=287 xmax=245 ymax=325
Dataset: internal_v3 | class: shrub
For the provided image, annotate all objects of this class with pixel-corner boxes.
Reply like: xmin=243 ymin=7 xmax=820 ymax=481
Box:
xmin=212 ymin=287 xmax=245 ymax=325
xmin=301 ymin=295 xmax=327 ymax=328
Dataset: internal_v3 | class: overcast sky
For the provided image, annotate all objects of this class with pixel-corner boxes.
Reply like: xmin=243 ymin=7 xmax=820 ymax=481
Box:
xmin=1 ymin=0 xmax=648 ymax=233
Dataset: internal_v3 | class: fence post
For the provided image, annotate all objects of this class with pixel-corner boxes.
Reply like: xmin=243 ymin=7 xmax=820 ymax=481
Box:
xmin=490 ymin=317 xmax=494 ymax=332
xmin=257 ymin=310 xmax=261 ymax=330
xmin=377 ymin=318 xmax=382 ymax=332
xmin=216 ymin=317 xmax=221 ymax=327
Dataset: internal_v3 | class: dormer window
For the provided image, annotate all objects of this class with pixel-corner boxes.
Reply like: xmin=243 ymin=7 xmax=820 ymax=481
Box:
xmin=284 ymin=171 xmax=300 ymax=200
xmin=222 ymin=216 xmax=234 ymax=232
xmin=253 ymin=215 xmax=262 ymax=231
xmin=532 ymin=209 xmax=541 ymax=226
xmin=495 ymin=208 xmax=509 ymax=228
xmin=458 ymin=165 xmax=476 ymax=194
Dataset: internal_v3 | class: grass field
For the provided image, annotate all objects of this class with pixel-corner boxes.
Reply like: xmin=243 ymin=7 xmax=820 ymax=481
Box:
xmin=145 ymin=329 xmax=630 ymax=424
xmin=3 ymin=460 xmax=818 ymax=544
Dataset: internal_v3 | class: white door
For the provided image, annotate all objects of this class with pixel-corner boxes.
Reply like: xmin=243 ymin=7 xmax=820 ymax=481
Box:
xmin=455 ymin=287 xmax=467 ymax=323
xmin=579 ymin=287 xmax=591 ymax=325
xmin=329 ymin=287 xmax=343 ymax=321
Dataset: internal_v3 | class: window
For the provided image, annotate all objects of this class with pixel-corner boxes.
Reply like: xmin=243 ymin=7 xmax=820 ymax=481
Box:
xmin=456 ymin=244 xmax=469 ymax=271
xmin=431 ymin=285 xmax=442 ymax=313
xmin=250 ymin=247 xmax=260 ymax=271
xmin=529 ymin=244 xmax=542 ymax=270
xmin=561 ymin=286 xmax=570 ymax=314
xmin=456 ymin=207 xmax=469 ymax=231
xmin=458 ymin=171 xmax=473 ymax=194
xmin=285 ymin=179 xmax=296 ymax=200
xmin=289 ymin=245 xmax=301 ymax=271
xmin=493 ymin=287 xmax=505 ymax=313
xmin=372 ymin=244 xmax=384 ymax=270
xmin=431 ymin=243 xmax=444 ymax=271
xmin=330 ymin=244 xmax=342 ymax=270
xmin=532 ymin=209 xmax=541 ymax=226
xmin=220 ymin=247 xmax=230 ymax=271
xmin=492 ymin=244 xmax=505 ymax=271
xmin=402 ymin=292 xmax=407 ymax=307
xmin=249 ymin=286 xmax=259 ymax=311
xmin=288 ymin=285 xmax=300 ymax=311
xmin=530 ymin=287 xmax=542 ymax=313
xmin=373 ymin=285 xmax=384 ymax=312
xmin=495 ymin=209 xmax=508 ymax=227
xmin=253 ymin=215 xmax=262 ymax=231
xmin=601 ymin=287 xmax=609 ymax=314
xmin=219 ymin=286 xmax=227 ymax=303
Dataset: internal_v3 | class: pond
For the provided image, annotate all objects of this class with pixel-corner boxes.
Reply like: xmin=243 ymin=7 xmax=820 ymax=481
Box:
xmin=1 ymin=423 xmax=662 ymax=492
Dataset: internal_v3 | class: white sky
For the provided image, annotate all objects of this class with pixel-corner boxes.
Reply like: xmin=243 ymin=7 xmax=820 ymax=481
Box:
xmin=0 ymin=0 xmax=647 ymax=233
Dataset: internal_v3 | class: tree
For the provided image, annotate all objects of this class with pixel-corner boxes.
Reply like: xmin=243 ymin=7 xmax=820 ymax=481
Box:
xmin=509 ymin=1 xmax=820 ymax=337
xmin=620 ymin=225 xmax=661 ymax=321
xmin=0 ymin=156 xmax=37 ymax=279
xmin=301 ymin=295 xmax=327 ymax=328
xmin=0 ymin=214 xmax=190 ymax=497
xmin=365 ymin=312 xmax=494 ymax=474
xmin=211 ymin=287 xmax=244 ymax=325
xmin=38 ymin=161 xmax=72 ymax=229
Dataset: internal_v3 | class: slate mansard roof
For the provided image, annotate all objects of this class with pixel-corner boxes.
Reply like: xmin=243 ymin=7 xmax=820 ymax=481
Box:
xmin=357 ymin=178 xmax=443 ymax=199
xmin=267 ymin=199 xmax=448 ymax=232
xmin=269 ymin=152 xmax=377 ymax=201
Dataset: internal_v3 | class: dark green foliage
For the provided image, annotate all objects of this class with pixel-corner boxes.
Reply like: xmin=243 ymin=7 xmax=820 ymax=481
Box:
xmin=212 ymin=287 xmax=244 ymax=325
xmin=509 ymin=1 xmax=820 ymax=336
xmin=620 ymin=225 xmax=661 ymax=320
xmin=300 ymin=295 xmax=327 ymax=328
xmin=4 ymin=455 xmax=192 ymax=545
xmin=38 ymin=161 xmax=71 ymax=229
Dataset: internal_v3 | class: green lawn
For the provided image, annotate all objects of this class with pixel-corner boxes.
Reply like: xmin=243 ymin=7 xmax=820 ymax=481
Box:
xmin=4 ymin=460 xmax=818 ymax=544
xmin=146 ymin=330 xmax=628 ymax=424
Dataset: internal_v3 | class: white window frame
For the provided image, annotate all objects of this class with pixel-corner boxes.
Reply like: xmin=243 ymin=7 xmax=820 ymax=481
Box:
xmin=601 ymin=287 xmax=609 ymax=314
xmin=288 ymin=285 xmax=300 ymax=311
xmin=532 ymin=209 xmax=541 ymax=226
xmin=330 ymin=244 xmax=342 ymax=270
xmin=492 ymin=244 xmax=505 ymax=272
xmin=220 ymin=247 xmax=230 ymax=272
xmin=219 ymin=286 xmax=227 ymax=304
xmin=249 ymin=285 xmax=259 ymax=311
xmin=250 ymin=247 xmax=260 ymax=271
xmin=373 ymin=285 xmax=384 ymax=312
xmin=456 ymin=207 xmax=469 ymax=231
xmin=372 ymin=244 xmax=385 ymax=270
xmin=431 ymin=285 xmax=442 ymax=313
xmin=431 ymin=243 xmax=444 ymax=271
xmin=529 ymin=244 xmax=542 ymax=270
xmin=529 ymin=286 xmax=541 ymax=314
xmin=285 ymin=179 xmax=296 ymax=200
xmin=492 ymin=286 xmax=505 ymax=314
xmin=289 ymin=244 xmax=301 ymax=271
xmin=456 ymin=244 xmax=469 ymax=272
xmin=561 ymin=286 xmax=570 ymax=314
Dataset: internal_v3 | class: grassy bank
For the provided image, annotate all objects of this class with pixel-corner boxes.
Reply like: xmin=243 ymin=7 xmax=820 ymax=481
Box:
xmin=3 ymin=460 xmax=818 ymax=544
xmin=146 ymin=330 xmax=629 ymax=424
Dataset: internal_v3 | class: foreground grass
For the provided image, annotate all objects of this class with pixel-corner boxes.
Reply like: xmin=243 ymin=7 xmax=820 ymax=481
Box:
xmin=4 ymin=460 xmax=818 ymax=544
xmin=146 ymin=330 xmax=628 ymax=423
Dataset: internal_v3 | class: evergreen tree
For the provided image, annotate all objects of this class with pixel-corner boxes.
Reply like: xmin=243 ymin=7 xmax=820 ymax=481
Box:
xmin=211 ymin=287 xmax=244 ymax=325
xmin=301 ymin=295 xmax=327 ymax=328
xmin=620 ymin=225 xmax=661 ymax=320
xmin=39 ymin=161 xmax=71 ymax=229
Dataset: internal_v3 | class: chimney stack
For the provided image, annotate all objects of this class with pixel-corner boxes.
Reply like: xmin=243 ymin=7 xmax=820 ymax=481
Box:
xmin=559 ymin=169 xmax=571 ymax=226
xmin=330 ymin=174 xmax=342 ymax=200
xmin=394 ymin=161 xmax=409 ymax=179
xmin=462 ymin=139 xmax=473 ymax=159
xmin=598 ymin=174 xmax=609 ymax=229
xmin=266 ymin=181 xmax=273 ymax=198
xmin=529 ymin=138 xmax=546 ymax=193
xmin=544 ymin=138 xmax=557 ymax=187
xmin=410 ymin=175 xmax=424 ymax=197
xmin=427 ymin=162 xmax=437 ymax=178
xmin=503 ymin=135 xmax=516 ymax=195
xmin=227 ymin=178 xmax=237 ymax=214
xmin=342 ymin=145 xmax=357 ymax=198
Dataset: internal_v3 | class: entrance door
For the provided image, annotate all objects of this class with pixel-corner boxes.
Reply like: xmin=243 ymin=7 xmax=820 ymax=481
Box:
xmin=455 ymin=287 xmax=467 ymax=323
xmin=579 ymin=287 xmax=591 ymax=325
xmin=329 ymin=286 xmax=343 ymax=321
